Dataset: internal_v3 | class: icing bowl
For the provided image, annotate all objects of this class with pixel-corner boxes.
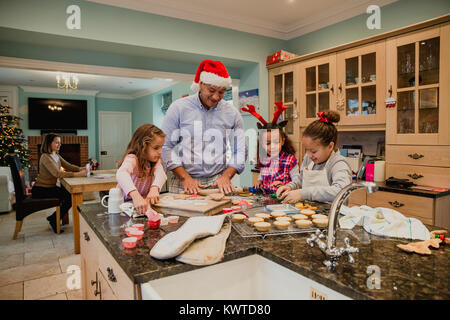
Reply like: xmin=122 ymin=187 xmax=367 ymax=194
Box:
xmin=122 ymin=237 xmax=137 ymax=249
xmin=125 ymin=228 xmax=144 ymax=240
xmin=148 ymin=218 xmax=161 ymax=230
xmin=131 ymin=223 xmax=144 ymax=231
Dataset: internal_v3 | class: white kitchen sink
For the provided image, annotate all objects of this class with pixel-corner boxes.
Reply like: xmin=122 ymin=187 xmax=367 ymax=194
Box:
xmin=141 ymin=254 xmax=351 ymax=300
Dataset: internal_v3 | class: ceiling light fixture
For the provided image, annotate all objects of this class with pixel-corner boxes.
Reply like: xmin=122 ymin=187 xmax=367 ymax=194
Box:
xmin=56 ymin=73 xmax=79 ymax=92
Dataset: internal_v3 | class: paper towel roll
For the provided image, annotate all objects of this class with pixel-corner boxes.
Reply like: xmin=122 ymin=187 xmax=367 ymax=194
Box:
xmin=374 ymin=161 xmax=385 ymax=182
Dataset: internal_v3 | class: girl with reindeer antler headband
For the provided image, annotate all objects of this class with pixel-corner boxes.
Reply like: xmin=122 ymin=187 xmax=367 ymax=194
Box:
xmin=242 ymin=102 xmax=300 ymax=194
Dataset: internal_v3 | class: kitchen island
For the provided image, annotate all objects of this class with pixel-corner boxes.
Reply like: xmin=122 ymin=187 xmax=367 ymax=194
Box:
xmin=78 ymin=199 xmax=449 ymax=300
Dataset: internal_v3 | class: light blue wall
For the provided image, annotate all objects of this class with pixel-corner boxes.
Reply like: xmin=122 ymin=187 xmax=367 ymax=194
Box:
xmin=286 ymin=0 xmax=450 ymax=55
xmin=18 ymin=88 xmax=96 ymax=158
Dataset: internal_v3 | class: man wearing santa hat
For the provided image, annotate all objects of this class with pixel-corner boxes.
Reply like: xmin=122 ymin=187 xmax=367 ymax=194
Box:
xmin=161 ymin=59 xmax=246 ymax=195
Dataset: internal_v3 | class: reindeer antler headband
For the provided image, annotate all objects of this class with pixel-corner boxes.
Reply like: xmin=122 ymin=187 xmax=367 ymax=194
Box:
xmin=241 ymin=101 xmax=288 ymax=129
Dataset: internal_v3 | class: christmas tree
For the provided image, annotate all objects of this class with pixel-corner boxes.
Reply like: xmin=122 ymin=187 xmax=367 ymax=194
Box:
xmin=0 ymin=104 xmax=30 ymax=168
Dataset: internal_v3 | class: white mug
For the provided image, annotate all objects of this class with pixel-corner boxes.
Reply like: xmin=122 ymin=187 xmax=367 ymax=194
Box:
xmin=101 ymin=187 xmax=124 ymax=214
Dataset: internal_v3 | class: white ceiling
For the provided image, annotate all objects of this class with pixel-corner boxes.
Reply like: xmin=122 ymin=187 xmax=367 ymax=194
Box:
xmin=89 ymin=0 xmax=397 ymax=40
xmin=0 ymin=67 xmax=178 ymax=97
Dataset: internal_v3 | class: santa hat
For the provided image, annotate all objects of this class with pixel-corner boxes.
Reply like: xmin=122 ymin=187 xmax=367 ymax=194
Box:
xmin=191 ymin=59 xmax=232 ymax=92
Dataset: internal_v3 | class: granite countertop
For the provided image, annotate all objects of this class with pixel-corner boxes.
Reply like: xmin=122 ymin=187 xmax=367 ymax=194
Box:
xmin=79 ymin=199 xmax=449 ymax=300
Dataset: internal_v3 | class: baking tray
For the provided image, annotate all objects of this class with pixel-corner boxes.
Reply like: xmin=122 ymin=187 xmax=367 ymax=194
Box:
xmin=232 ymin=206 xmax=322 ymax=239
xmin=265 ymin=204 xmax=300 ymax=214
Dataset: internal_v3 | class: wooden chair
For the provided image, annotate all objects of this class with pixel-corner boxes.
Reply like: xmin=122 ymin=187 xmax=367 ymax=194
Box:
xmin=6 ymin=155 xmax=62 ymax=239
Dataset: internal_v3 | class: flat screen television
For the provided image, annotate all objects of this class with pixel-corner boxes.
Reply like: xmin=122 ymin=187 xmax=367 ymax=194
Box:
xmin=28 ymin=98 xmax=88 ymax=130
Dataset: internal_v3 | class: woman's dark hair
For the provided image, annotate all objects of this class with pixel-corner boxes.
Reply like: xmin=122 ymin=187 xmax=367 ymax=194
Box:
xmin=261 ymin=123 xmax=296 ymax=156
xmin=303 ymin=111 xmax=340 ymax=149
xmin=40 ymin=133 xmax=60 ymax=154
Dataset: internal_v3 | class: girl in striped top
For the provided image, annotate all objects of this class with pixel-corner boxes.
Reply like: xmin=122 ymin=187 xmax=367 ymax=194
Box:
xmin=116 ymin=124 xmax=167 ymax=215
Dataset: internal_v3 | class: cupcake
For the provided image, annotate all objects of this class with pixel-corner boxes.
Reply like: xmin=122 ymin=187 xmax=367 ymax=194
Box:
xmin=276 ymin=216 xmax=292 ymax=222
xmin=295 ymin=220 xmax=313 ymax=229
xmin=255 ymin=213 xmax=271 ymax=222
xmin=300 ymin=209 xmax=315 ymax=217
xmin=273 ymin=220 xmax=290 ymax=230
xmin=232 ymin=214 xmax=246 ymax=223
xmin=291 ymin=214 xmax=308 ymax=221
xmin=254 ymin=222 xmax=271 ymax=232
xmin=270 ymin=211 xmax=286 ymax=219
xmin=312 ymin=218 xmax=329 ymax=228
xmin=248 ymin=217 xmax=264 ymax=225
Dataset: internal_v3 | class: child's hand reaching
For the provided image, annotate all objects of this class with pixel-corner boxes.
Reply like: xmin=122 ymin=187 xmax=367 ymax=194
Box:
xmin=147 ymin=186 xmax=160 ymax=205
xmin=271 ymin=181 xmax=283 ymax=188
xmin=129 ymin=190 xmax=148 ymax=214
xmin=276 ymin=185 xmax=292 ymax=199
xmin=253 ymin=180 xmax=263 ymax=189
xmin=281 ymin=189 xmax=302 ymax=204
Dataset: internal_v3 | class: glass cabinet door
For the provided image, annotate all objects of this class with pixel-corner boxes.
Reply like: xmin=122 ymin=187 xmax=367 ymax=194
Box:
xmin=336 ymin=42 xmax=385 ymax=126
xmin=301 ymin=55 xmax=336 ymax=127
xmin=386 ymin=26 xmax=444 ymax=145
xmin=270 ymin=66 xmax=298 ymax=139
xmin=396 ymin=36 xmax=440 ymax=137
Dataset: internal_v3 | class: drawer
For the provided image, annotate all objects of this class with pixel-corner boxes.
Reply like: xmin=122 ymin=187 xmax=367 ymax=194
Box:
xmin=97 ymin=270 xmax=118 ymax=300
xmin=386 ymin=163 xmax=450 ymax=188
xmin=98 ymin=242 xmax=135 ymax=300
xmin=367 ymin=191 xmax=434 ymax=221
xmin=386 ymin=145 xmax=450 ymax=167
xmin=348 ymin=189 xmax=366 ymax=206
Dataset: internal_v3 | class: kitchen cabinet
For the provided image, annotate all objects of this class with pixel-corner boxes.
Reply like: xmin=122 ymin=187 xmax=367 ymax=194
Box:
xmin=269 ymin=64 xmax=301 ymax=159
xmin=346 ymin=188 xmax=450 ymax=228
xmin=298 ymin=54 xmax=337 ymax=127
xmin=384 ymin=23 xmax=450 ymax=190
xmin=80 ymin=216 xmax=136 ymax=300
xmin=335 ymin=41 xmax=386 ymax=126
xmin=386 ymin=24 xmax=450 ymax=145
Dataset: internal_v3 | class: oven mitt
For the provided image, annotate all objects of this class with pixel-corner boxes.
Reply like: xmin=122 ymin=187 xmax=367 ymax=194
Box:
xmin=150 ymin=214 xmax=226 ymax=260
xmin=176 ymin=217 xmax=231 ymax=266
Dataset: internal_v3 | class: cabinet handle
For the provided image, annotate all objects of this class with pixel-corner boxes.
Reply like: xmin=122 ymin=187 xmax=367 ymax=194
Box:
xmin=90 ymin=280 xmax=97 ymax=287
xmin=407 ymin=173 xmax=423 ymax=180
xmin=330 ymin=85 xmax=334 ymax=93
xmin=338 ymin=83 xmax=342 ymax=92
xmin=388 ymin=201 xmax=404 ymax=208
xmin=84 ymin=232 xmax=90 ymax=241
xmin=408 ymin=153 xmax=424 ymax=160
xmin=107 ymin=267 xmax=117 ymax=282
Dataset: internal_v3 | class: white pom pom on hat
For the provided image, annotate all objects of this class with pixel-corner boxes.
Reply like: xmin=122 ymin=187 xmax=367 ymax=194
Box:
xmin=190 ymin=59 xmax=232 ymax=92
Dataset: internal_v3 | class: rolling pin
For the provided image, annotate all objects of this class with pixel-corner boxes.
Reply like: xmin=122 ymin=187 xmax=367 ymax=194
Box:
xmin=182 ymin=187 xmax=248 ymax=196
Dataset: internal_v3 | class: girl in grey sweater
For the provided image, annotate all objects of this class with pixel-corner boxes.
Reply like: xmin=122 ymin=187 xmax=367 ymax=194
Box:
xmin=276 ymin=111 xmax=352 ymax=203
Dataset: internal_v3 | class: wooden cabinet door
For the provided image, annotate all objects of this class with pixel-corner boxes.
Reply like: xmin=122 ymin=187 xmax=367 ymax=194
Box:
xmin=386 ymin=25 xmax=449 ymax=145
xmin=269 ymin=64 xmax=300 ymax=142
xmin=299 ymin=54 xmax=337 ymax=127
xmin=336 ymin=41 xmax=386 ymax=126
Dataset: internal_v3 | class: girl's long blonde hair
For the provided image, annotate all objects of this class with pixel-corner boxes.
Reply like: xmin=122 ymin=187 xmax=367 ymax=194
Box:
xmin=118 ymin=124 xmax=166 ymax=179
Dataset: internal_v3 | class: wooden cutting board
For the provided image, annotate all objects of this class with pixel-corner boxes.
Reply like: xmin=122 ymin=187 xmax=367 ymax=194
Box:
xmin=153 ymin=193 xmax=232 ymax=216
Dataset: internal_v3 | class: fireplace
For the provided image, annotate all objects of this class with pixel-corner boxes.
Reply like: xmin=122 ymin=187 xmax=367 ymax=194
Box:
xmin=28 ymin=136 xmax=88 ymax=182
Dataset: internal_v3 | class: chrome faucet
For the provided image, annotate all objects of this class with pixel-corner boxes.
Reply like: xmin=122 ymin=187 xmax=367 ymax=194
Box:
xmin=306 ymin=181 xmax=378 ymax=271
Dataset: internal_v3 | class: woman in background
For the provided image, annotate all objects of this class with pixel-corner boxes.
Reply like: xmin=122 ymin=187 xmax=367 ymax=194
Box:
xmin=31 ymin=133 xmax=87 ymax=233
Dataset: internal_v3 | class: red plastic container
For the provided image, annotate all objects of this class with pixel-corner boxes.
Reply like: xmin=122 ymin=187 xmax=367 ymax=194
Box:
xmin=122 ymin=237 xmax=137 ymax=249
xmin=148 ymin=218 xmax=161 ymax=230
xmin=131 ymin=223 xmax=144 ymax=231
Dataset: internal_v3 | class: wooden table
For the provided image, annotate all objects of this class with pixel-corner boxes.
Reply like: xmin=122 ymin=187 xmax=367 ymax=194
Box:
xmin=61 ymin=169 xmax=117 ymax=254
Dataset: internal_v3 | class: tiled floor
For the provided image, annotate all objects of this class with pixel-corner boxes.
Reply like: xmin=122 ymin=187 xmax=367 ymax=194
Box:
xmin=0 ymin=199 xmax=99 ymax=300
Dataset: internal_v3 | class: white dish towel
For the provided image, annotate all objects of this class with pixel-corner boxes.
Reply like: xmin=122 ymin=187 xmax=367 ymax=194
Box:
xmin=339 ymin=205 xmax=430 ymax=241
